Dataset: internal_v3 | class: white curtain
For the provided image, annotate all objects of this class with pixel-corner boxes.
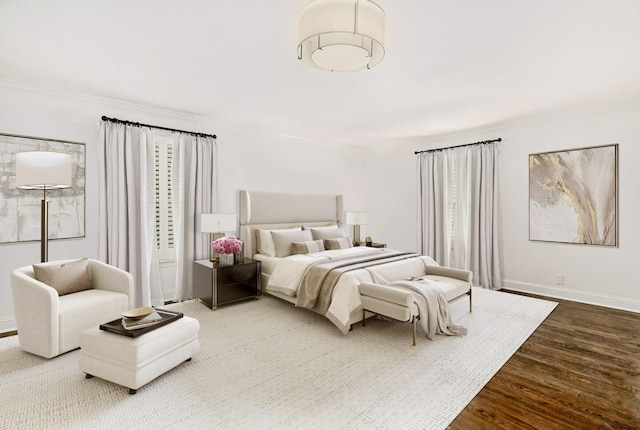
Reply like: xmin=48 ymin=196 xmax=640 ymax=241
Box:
xmin=97 ymin=122 xmax=163 ymax=306
xmin=418 ymin=143 xmax=503 ymax=289
xmin=171 ymin=134 xmax=216 ymax=302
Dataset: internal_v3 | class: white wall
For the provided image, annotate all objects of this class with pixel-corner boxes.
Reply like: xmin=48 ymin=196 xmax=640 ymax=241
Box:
xmin=0 ymin=82 xmax=367 ymax=332
xmin=365 ymin=104 xmax=640 ymax=313
xmin=2 ymin=81 xmax=637 ymax=334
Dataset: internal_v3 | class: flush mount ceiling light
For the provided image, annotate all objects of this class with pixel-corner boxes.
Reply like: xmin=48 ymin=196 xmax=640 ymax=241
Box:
xmin=297 ymin=0 xmax=386 ymax=72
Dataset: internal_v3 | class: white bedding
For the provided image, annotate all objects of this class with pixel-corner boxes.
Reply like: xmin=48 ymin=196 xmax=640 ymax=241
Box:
xmin=259 ymin=246 xmax=438 ymax=334
xmin=238 ymin=190 xmax=441 ymax=335
xmin=252 ymin=254 xmax=280 ymax=276
xmin=266 ymin=246 xmax=383 ymax=297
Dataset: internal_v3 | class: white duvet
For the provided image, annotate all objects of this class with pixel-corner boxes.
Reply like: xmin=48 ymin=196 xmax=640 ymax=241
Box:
xmin=265 ymin=247 xmax=436 ymax=334
xmin=266 ymin=246 xmax=383 ymax=297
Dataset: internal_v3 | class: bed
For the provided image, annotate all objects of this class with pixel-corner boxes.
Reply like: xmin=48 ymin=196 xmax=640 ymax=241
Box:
xmin=239 ymin=190 xmax=470 ymax=334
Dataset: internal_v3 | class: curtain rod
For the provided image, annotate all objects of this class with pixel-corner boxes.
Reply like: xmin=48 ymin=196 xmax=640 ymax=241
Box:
xmin=414 ymin=138 xmax=501 ymax=155
xmin=101 ymin=115 xmax=217 ymax=139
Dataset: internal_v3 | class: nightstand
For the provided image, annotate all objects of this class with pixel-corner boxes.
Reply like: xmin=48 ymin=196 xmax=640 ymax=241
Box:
xmin=193 ymin=258 xmax=261 ymax=310
xmin=366 ymin=242 xmax=386 ymax=248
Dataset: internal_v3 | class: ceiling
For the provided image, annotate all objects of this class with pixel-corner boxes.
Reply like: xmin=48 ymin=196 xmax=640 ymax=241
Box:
xmin=1 ymin=0 xmax=639 ymax=145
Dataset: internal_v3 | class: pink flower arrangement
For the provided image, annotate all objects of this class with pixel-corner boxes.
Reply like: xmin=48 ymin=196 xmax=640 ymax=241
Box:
xmin=211 ymin=235 xmax=242 ymax=254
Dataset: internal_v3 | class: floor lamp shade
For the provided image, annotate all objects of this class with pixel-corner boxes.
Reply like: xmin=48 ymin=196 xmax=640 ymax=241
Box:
xmin=15 ymin=151 xmax=72 ymax=262
xmin=15 ymin=151 xmax=72 ymax=190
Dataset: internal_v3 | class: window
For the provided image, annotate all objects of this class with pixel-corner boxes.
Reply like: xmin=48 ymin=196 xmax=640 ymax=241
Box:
xmin=449 ymin=157 xmax=458 ymax=242
xmin=154 ymin=136 xmax=175 ymax=262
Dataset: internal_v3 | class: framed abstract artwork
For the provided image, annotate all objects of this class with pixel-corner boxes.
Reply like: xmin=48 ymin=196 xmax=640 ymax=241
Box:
xmin=529 ymin=143 xmax=618 ymax=246
xmin=0 ymin=133 xmax=85 ymax=244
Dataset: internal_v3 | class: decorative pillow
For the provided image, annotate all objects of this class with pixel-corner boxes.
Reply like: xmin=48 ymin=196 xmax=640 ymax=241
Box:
xmin=309 ymin=227 xmax=347 ymax=240
xmin=303 ymin=224 xmax=337 ymax=231
xmin=324 ymin=238 xmax=353 ymax=250
xmin=291 ymin=240 xmax=325 ymax=255
xmin=32 ymin=258 xmax=93 ymax=296
xmin=271 ymin=229 xmax=313 ymax=258
xmin=257 ymin=227 xmax=301 ymax=257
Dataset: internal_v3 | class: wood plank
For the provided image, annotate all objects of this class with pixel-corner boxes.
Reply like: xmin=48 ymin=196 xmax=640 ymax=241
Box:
xmin=448 ymin=291 xmax=640 ymax=430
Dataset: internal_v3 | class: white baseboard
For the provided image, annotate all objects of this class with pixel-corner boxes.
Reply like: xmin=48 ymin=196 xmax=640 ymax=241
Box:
xmin=503 ymin=280 xmax=640 ymax=313
xmin=0 ymin=316 xmax=17 ymax=334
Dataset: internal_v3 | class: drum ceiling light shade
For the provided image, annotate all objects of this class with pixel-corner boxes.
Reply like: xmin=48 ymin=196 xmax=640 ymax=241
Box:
xmin=297 ymin=0 xmax=386 ymax=72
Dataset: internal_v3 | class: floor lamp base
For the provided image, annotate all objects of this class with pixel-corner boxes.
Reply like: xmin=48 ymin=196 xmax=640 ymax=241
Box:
xmin=41 ymin=199 xmax=48 ymax=263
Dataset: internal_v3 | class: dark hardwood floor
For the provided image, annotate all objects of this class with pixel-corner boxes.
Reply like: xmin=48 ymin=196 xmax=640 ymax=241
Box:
xmin=448 ymin=291 xmax=640 ymax=430
xmin=0 ymin=330 xmax=16 ymax=338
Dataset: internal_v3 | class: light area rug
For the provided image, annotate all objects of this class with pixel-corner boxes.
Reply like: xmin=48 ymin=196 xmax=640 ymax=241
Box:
xmin=0 ymin=288 xmax=556 ymax=430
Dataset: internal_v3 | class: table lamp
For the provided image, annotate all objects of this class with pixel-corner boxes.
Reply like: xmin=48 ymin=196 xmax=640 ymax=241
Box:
xmin=201 ymin=213 xmax=237 ymax=261
xmin=345 ymin=211 xmax=368 ymax=246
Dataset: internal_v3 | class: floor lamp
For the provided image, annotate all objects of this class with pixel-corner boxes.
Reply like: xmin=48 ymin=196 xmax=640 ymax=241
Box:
xmin=15 ymin=151 xmax=72 ymax=263
xmin=201 ymin=213 xmax=237 ymax=261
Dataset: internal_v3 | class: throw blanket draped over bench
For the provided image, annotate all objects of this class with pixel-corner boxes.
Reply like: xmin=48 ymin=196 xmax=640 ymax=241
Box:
xmin=296 ymin=251 xmax=418 ymax=314
xmin=389 ymin=280 xmax=467 ymax=340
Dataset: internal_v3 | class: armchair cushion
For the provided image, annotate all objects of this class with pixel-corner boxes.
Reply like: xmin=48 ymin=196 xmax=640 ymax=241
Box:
xmin=32 ymin=258 xmax=92 ymax=296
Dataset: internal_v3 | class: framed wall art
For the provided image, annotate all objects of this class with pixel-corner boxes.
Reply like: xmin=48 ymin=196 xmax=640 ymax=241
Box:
xmin=529 ymin=143 xmax=618 ymax=246
xmin=0 ymin=133 xmax=85 ymax=244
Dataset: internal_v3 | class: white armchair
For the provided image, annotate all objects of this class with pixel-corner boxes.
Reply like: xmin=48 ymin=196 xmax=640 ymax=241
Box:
xmin=10 ymin=259 xmax=134 ymax=359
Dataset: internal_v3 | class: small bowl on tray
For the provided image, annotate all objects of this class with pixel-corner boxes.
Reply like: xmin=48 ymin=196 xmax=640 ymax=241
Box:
xmin=120 ymin=306 xmax=155 ymax=320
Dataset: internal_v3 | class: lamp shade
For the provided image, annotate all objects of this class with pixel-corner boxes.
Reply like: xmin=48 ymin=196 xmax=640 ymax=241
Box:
xmin=345 ymin=211 xmax=368 ymax=225
xmin=201 ymin=213 xmax=237 ymax=233
xmin=15 ymin=151 xmax=72 ymax=190
xmin=298 ymin=0 xmax=386 ymax=72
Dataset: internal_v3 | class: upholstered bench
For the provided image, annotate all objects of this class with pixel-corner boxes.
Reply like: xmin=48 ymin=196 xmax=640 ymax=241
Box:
xmin=359 ymin=282 xmax=420 ymax=345
xmin=79 ymin=316 xmax=200 ymax=394
xmin=359 ymin=265 xmax=473 ymax=346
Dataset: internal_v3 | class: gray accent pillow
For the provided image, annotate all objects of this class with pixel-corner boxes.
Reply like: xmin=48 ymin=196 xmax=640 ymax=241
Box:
xmin=291 ymin=240 xmax=325 ymax=255
xmin=271 ymin=230 xmax=313 ymax=257
xmin=324 ymin=238 xmax=353 ymax=250
xmin=309 ymin=227 xmax=346 ymax=240
xmin=32 ymin=258 xmax=93 ymax=296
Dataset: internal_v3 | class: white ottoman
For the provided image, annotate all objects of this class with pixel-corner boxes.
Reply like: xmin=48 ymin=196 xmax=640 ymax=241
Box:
xmin=79 ymin=316 xmax=200 ymax=394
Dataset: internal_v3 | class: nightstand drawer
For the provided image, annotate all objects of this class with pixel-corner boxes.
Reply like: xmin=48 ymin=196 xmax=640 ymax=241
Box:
xmin=218 ymin=264 xmax=256 ymax=284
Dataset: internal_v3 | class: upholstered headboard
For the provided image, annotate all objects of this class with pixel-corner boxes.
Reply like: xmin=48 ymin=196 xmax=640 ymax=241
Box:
xmin=239 ymin=190 xmax=344 ymax=258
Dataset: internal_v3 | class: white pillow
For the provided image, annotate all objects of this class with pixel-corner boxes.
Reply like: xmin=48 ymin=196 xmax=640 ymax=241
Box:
xmin=257 ymin=227 xmax=301 ymax=257
xmin=303 ymin=224 xmax=337 ymax=230
xmin=309 ymin=227 xmax=347 ymax=240
xmin=271 ymin=229 xmax=313 ymax=258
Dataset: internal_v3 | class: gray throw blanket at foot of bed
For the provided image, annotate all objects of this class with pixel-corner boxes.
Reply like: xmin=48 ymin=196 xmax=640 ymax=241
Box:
xmin=388 ymin=280 xmax=467 ymax=340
